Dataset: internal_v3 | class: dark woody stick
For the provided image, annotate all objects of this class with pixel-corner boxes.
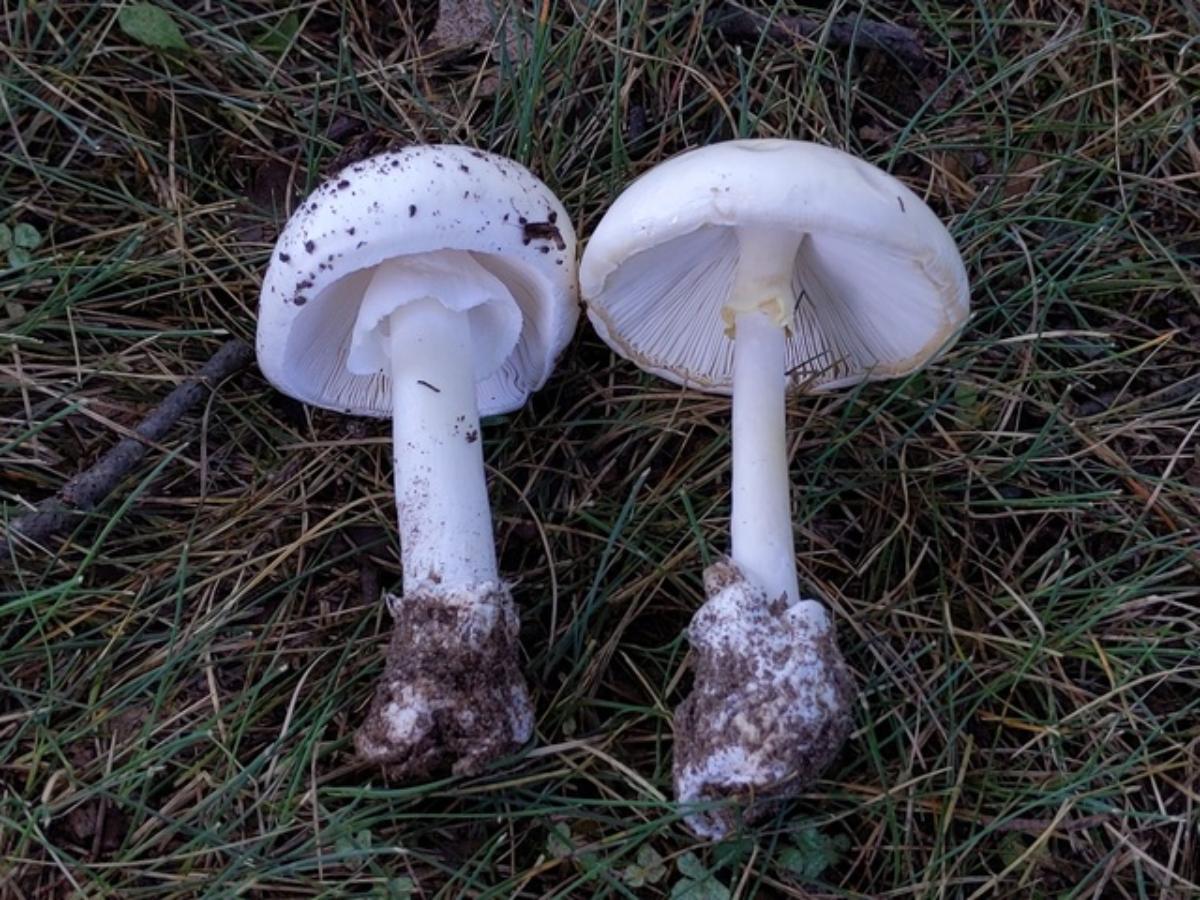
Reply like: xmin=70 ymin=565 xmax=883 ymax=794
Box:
xmin=1 ymin=338 xmax=254 ymax=559
xmin=708 ymin=4 xmax=927 ymax=66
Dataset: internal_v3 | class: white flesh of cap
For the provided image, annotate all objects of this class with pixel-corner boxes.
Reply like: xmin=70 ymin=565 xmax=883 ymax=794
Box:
xmin=257 ymin=146 xmax=577 ymax=418
xmin=581 ymin=139 xmax=968 ymax=394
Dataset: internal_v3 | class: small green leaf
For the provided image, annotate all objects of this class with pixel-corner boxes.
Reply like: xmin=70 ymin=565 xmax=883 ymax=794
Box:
xmin=676 ymin=852 xmax=707 ymax=880
xmin=12 ymin=223 xmax=41 ymax=249
xmin=118 ymin=4 xmax=189 ymax=52
xmin=904 ymin=371 xmax=928 ymax=398
xmin=955 ymin=381 xmax=986 ymax=427
xmin=387 ymin=876 xmax=415 ymax=897
xmin=622 ymin=845 xmax=666 ymax=888
xmin=545 ymin=823 xmax=573 ymax=859
xmin=0 ymin=224 xmax=11 ymax=251
xmin=671 ymin=853 xmax=731 ymax=900
xmin=253 ymin=11 xmax=300 ymax=54
xmin=955 ymin=380 xmax=978 ymax=408
xmin=778 ymin=825 xmax=848 ymax=882
xmin=997 ymin=832 xmax=1030 ymax=868
xmin=712 ymin=836 xmax=753 ymax=870
xmin=8 ymin=247 xmax=32 ymax=268
xmin=777 ymin=848 xmax=813 ymax=878
xmin=670 ymin=876 xmax=730 ymax=900
xmin=637 ymin=845 xmax=666 ymax=883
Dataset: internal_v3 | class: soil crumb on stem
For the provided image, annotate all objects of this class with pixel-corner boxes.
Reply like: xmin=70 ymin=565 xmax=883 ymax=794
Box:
xmin=355 ymin=580 xmax=534 ymax=778
xmin=673 ymin=559 xmax=854 ymax=839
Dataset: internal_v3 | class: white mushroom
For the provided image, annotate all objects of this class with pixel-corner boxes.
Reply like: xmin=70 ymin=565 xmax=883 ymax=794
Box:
xmin=258 ymin=145 xmax=577 ymax=777
xmin=580 ymin=139 xmax=969 ymax=837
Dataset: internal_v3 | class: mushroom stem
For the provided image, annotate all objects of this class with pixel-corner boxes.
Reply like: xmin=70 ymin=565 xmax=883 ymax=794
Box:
xmin=725 ymin=225 xmax=804 ymax=328
xmin=386 ymin=294 xmax=498 ymax=592
xmin=730 ymin=309 xmax=800 ymax=605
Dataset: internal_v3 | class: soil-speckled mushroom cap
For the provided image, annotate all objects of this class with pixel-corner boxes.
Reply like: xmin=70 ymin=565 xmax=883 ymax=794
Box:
xmin=579 ymin=139 xmax=969 ymax=393
xmin=257 ymin=145 xmax=578 ymax=417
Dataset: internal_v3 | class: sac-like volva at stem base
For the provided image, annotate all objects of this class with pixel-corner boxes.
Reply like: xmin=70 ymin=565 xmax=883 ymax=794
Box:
xmin=355 ymin=582 xmax=533 ymax=777
xmin=673 ymin=560 xmax=853 ymax=839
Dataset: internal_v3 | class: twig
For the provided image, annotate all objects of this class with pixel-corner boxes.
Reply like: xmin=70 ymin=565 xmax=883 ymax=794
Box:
xmin=708 ymin=3 xmax=927 ymax=66
xmin=0 ymin=338 xmax=254 ymax=560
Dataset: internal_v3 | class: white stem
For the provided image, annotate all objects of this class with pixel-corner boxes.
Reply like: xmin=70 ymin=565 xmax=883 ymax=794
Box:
xmin=725 ymin=225 xmax=806 ymax=606
xmin=731 ymin=310 xmax=799 ymax=605
xmin=386 ymin=295 xmax=497 ymax=592
xmin=724 ymin=225 xmax=804 ymax=328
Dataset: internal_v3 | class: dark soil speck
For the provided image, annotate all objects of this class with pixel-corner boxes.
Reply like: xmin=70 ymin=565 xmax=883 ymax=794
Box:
xmin=522 ymin=219 xmax=565 ymax=249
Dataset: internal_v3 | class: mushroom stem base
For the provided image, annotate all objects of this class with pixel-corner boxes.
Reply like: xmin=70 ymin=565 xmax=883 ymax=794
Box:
xmin=673 ymin=559 xmax=853 ymax=839
xmin=355 ymin=581 xmax=533 ymax=779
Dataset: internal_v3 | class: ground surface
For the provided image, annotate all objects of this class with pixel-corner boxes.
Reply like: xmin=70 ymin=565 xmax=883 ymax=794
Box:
xmin=2 ymin=1 xmax=1198 ymax=897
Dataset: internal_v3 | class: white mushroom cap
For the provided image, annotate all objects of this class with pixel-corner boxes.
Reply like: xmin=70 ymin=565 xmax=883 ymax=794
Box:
xmin=579 ymin=139 xmax=969 ymax=393
xmin=257 ymin=145 xmax=578 ymax=416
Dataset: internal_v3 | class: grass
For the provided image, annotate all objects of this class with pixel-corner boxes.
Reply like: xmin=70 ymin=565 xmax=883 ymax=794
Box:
xmin=2 ymin=0 xmax=1198 ymax=896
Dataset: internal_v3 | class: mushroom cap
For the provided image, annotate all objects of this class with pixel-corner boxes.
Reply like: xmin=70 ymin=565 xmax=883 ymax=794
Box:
xmin=579 ymin=139 xmax=969 ymax=393
xmin=257 ymin=145 xmax=578 ymax=417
